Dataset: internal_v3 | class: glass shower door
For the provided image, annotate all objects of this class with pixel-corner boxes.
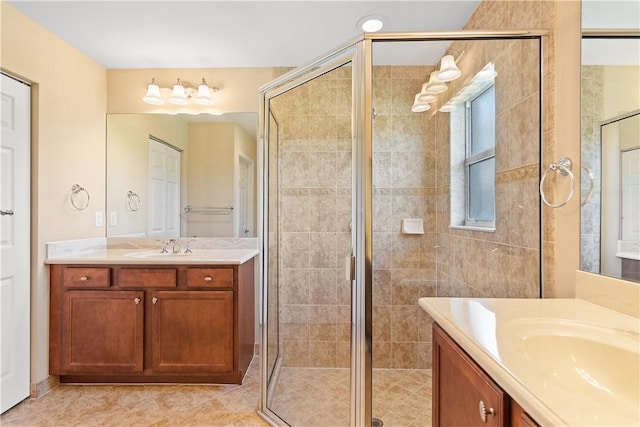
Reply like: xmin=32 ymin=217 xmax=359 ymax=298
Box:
xmin=260 ymin=56 xmax=357 ymax=426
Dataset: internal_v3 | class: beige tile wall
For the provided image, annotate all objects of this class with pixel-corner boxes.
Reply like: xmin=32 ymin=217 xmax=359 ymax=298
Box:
xmin=270 ymin=0 xmax=555 ymax=370
xmin=270 ymin=66 xmax=353 ymax=368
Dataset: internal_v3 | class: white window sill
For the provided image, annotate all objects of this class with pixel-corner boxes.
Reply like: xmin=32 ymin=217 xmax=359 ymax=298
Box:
xmin=449 ymin=224 xmax=496 ymax=233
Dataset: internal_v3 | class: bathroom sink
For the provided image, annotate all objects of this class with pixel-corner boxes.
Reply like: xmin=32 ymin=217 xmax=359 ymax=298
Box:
xmin=124 ymin=251 xmax=192 ymax=258
xmin=498 ymin=318 xmax=639 ymax=416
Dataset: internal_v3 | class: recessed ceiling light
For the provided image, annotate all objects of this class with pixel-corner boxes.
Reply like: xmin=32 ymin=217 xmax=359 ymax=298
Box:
xmin=357 ymin=15 xmax=385 ymax=33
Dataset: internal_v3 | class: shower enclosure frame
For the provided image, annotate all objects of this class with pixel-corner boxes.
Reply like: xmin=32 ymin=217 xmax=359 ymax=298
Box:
xmin=258 ymin=30 xmax=547 ymax=427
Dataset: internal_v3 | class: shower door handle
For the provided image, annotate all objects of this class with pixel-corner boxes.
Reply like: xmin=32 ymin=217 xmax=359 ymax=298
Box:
xmin=345 ymin=256 xmax=355 ymax=282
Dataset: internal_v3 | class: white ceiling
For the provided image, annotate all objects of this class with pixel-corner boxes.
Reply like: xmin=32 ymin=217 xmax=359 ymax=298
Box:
xmin=7 ymin=0 xmax=482 ymax=69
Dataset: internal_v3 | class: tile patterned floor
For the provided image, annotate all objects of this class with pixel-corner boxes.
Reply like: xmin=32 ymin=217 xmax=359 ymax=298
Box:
xmin=268 ymin=367 xmax=432 ymax=427
xmin=1 ymin=360 xmax=432 ymax=427
xmin=1 ymin=359 xmax=268 ymax=427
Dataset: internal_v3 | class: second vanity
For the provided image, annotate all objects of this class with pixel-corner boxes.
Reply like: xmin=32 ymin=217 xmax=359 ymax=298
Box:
xmin=419 ymin=297 xmax=640 ymax=427
xmin=46 ymin=238 xmax=259 ymax=385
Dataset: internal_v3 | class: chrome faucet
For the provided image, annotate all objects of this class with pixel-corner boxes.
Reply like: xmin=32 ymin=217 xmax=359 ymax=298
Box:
xmin=161 ymin=239 xmax=180 ymax=254
xmin=184 ymin=239 xmax=196 ymax=254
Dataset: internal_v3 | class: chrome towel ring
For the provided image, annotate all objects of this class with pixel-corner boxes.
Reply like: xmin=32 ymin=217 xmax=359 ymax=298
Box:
xmin=127 ymin=190 xmax=141 ymax=211
xmin=70 ymin=184 xmax=90 ymax=210
xmin=539 ymin=157 xmax=574 ymax=208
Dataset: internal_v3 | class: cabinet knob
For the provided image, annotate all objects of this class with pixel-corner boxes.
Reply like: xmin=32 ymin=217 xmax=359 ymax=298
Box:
xmin=204 ymin=276 xmax=213 ymax=282
xmin=134 ymin=298 xmax=140 ymax=304
xmin=152 ymin=297 xmax=158 ymax=304
xmin=79 ymin=276 xmax=89 ymax=281
xmin=479 ymin=400 xmax=495 ymax=423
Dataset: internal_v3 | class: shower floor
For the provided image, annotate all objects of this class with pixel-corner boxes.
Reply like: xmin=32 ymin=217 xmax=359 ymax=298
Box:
xmin=268 ymin=367 xmax=432 ymax=427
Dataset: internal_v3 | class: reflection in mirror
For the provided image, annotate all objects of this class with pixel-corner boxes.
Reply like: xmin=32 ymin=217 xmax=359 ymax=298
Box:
xmin=580 ymin=36 xmax=640 ymax=281
xmin=106 ymin=113 xmax=258 ymax=238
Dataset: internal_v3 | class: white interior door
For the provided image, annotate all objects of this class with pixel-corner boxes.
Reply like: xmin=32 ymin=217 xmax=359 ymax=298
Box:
xmin=148 ymin=138 xmax=180 ymax=238
xmin=0 ymin=73 xmax=31 ymax=413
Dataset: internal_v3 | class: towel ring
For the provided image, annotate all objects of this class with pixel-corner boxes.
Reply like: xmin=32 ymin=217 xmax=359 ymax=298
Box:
xmin=70 ymin=184 xmax=90 ymax=210
xmin=539 ymin=157 xmax=574 ymax=208
xmin=127 ymin=190 xmax=141 ymax=211
xmin=580 ymin=165 xmax=595 ymax=206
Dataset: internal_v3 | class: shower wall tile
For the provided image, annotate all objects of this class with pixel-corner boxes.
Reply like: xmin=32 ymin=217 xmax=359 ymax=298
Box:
xmin=281 ymin=232 xmax=310 ymax=269
xmin=509 ymin=95 xmax=541 ymax=169
xmin=392 ymin=152 xmax=430 ymax=188
xmin=309 ymin=268 xmax=337 ymax=305
xmin=373 ymin=270 xmax=393 ymax=305
xmin=309 ymin=342 xmax=337 ymax=368
xmin=309 ymin=152 xmax=337 ymax=188
xmin=391 ymin=342 xmax=430 ymax=370
xmin=373 ymin=306 xmax=392 ymax=341
xmin=310 ymin=194 xmax=337 ymax=232
xmin=373 ymin=342 xmax=393 ymax=369
xmin=310 ymin=232 xmax=337 ymax=268
xmin=281 ymin=268 xmax=310 ymax=305
xmin=283 ymin=342 xmax=309 ymax=367
xmin=280 ymin=152 xmax=310 ymax=187
xmin=309 ymin=324 xmax=337 ymax=342
xmin=336 ymin=342 xmax=350 ymax=368
xmin=373 ymin=152 xmax=393 ymax=188
xmin=281 ymin=193 xmax=310 ymax=232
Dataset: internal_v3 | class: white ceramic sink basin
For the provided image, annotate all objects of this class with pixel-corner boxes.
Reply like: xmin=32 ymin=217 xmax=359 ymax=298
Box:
xmin=498 ymin=318 xmax=639 ymax=420
xmin=125 ymin=251 xmax=192 ymax=259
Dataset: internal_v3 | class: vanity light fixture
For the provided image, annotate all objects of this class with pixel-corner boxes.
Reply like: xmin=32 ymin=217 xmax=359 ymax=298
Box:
xmin=437 ymin=54 xmax=462 ymax=82
xmin=170 ymin=78 xmax=189 ymax=105
xmin=411 ymin=93 xmax=432 ymax=113
xmin=142 ymin=77 xmax=219 ymax=106
xmin=142 ymin=78 xmax=164 ymax=105
xmin=423 ymin=71 xmax=448 ymax=94
xmin=438 ymin=62 xmax=496 ymax=113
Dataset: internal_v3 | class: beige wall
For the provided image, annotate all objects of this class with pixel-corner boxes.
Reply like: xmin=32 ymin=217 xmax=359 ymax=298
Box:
xmin=106 ymin=114 xmax=189 ymax=236
xmin=603 ymin=66 xmax=640 ymax=118
xmin=1 ymin=2 xmax=107 ymax=385
xmin=187 ymin=122 xmax=236 ymax=237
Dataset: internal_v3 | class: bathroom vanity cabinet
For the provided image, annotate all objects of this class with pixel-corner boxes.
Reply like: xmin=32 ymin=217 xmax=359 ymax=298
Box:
xmin=433 ymin=324 xmax=539 ymax=427
xmin=49 ymin=259 xmax=254 ymax=384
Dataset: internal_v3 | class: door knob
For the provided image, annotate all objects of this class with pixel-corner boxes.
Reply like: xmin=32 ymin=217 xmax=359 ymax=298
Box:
xmin=1 ymin=210 xmax=14 ymax=216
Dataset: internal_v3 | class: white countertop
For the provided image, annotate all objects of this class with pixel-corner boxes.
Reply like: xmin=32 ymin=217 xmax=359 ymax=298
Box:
xmin=418 ymin=297 xmax=640 ymax=427
xmin=44 ymin=248 xmax=259 ymax=265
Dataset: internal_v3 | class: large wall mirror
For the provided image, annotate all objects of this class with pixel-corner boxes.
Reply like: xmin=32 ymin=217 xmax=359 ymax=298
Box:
xmin=106 ymin=113 xmax=258 ymax=238
xmin=580 ymin=1 xmax=640 ymax=281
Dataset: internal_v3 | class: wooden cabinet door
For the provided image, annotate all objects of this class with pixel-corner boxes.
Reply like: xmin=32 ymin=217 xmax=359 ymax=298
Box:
xmin=433 ymin=324 xmax=507 ymax=427
xmin=151 ymin=290 xmax=234 ymax=373
xmin=60 ymin=290 xmax=144 ymax=373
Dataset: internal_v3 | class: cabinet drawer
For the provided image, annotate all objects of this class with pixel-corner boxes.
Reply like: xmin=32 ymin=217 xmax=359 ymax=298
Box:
xmin=62 ymin=267 xmax=110 ymax=288
xmin=186 ymin=268 xmax=234 ymax=288
xmin=119 ymin=268 xmax=177 ymax=288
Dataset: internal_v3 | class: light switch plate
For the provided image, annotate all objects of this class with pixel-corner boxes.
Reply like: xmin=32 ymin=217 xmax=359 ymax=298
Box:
xmin=110 ymin=211 xmax=117 ymax=226
xmin=95 ymin=211 xmax=103 ymax=227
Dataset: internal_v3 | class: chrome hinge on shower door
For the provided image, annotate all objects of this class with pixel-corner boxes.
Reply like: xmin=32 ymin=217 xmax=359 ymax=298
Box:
xmin=345 ymin=255 xmax=356 ymax=282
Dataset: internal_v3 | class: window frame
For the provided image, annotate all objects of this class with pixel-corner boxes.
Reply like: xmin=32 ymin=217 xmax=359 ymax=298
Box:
xmin=463 ymin=84 xmax=496 ymax=229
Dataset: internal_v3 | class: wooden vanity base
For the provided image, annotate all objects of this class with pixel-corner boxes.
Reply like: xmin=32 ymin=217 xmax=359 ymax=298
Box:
xmin=49 ymin=259 xmax=255 ymax=385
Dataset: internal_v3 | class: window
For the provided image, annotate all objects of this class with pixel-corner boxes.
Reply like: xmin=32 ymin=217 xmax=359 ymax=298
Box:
xmin=465 ymin=85 xmax=495 ymax=228
xmin=449 ymin=64 xmax=496 ymax=231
